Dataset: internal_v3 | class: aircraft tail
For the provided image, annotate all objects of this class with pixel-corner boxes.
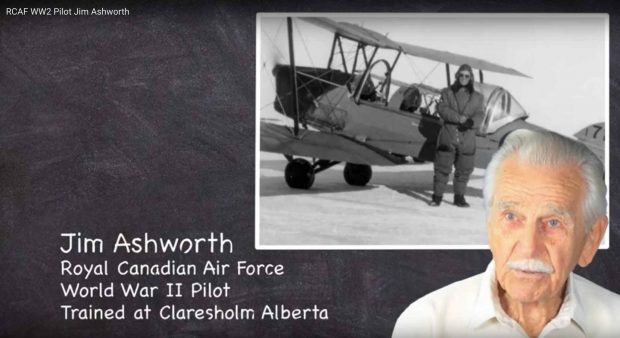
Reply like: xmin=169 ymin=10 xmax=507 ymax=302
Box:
xmin=574 ymin=122 xmax=605 ymax=161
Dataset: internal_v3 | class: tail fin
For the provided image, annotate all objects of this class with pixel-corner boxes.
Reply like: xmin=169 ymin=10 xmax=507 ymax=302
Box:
xmin=574 ymin=122 xmax=604 ymax=161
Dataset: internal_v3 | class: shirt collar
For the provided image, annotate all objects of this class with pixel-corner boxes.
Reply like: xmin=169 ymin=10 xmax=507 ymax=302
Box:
xmin=468 ymin=261 xmax=588 ymax=335
xmin=568 ymin=274 xmax=589 ymax=334
xmin=467 ymin=261 xmax=507 ymax=329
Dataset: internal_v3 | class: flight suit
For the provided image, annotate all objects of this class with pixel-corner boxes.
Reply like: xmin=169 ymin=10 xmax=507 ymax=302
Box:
xmin=433 ymin=87 xmax=485 ymax=198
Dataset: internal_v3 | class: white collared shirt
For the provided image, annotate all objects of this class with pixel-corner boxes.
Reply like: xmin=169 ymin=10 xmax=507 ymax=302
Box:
xmin=392 ymin=261 xmax=620 ymax=337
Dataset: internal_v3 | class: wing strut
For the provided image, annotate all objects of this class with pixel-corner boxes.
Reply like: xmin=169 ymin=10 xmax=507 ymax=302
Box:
xmin=287 ymin=17 xmax=300 ymax=136
xmin=336 ymin=36 xmax=348 ymax=74
xmin=327 ymin=34 xmax=337 ymax=69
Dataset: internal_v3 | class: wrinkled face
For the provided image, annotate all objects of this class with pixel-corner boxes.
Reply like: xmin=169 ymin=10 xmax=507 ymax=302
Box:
xmin=488 ymin=154 xmax=597 ymax=304
xmin=458 ymin=71 xmax=472 ymax=86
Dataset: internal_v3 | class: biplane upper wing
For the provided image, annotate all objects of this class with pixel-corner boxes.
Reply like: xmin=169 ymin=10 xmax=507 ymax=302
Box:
xmin=574 ymin=122 xmax=605 ymax=161
xmin=301 ymin=17 xmax=530 ymax=78
xmin=301 ymin=17 xmax=396 ymax=49
xmin=260 ymin=121 xmax=407 ymax=166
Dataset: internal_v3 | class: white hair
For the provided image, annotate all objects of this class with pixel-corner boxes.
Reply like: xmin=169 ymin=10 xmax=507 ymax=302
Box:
xmin=483 ymin=129 xmax=606 ymax=232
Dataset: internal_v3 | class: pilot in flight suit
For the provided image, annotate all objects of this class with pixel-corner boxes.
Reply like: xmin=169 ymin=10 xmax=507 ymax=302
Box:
xmin=430 ymin=64 xmax=485 ymax=207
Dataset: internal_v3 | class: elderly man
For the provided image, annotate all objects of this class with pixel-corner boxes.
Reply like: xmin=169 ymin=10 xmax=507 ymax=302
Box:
xmin=393 ymin=129 xmax=619 ymax=337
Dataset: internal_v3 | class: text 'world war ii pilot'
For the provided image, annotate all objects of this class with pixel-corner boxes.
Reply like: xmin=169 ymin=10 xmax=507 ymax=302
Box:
xmin=394 ymin=129 xmax=619 ymax=337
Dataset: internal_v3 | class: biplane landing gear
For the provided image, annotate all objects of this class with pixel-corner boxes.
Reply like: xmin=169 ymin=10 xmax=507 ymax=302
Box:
xmin=343 ymin=163 xmax=372 ymax=186
xmin=285 ymin=158 xmax=315 ymax=189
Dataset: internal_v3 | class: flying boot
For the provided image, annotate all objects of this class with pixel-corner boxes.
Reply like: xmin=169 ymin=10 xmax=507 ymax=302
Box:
xmin=429 ymin=194 xmax=443 ymax=207
xmin=454 ymin=194 xmax=470 ymax=208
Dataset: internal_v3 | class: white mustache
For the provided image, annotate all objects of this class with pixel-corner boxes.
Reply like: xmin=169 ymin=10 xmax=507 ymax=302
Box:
xmin=507 ymin=259 xmax=554 ymax=274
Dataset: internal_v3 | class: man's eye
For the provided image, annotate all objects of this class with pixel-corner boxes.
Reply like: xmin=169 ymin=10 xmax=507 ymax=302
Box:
xmin=504 ymin=212 xmax=516 ymax=221
xmin=547 ymin=219 xmax=561 ymax=228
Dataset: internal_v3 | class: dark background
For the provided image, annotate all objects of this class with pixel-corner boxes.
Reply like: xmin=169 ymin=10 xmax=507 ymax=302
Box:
xmin=1 ymin=1 xmax=619 ymax=337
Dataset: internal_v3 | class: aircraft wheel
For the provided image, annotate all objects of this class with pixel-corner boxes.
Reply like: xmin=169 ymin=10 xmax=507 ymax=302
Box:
xmin=343 ymin=163 xmax=372 ymax=186
xmin=285 ymin=159 xmax=315 ymax=189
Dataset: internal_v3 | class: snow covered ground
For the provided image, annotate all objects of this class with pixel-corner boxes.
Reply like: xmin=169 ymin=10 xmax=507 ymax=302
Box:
xmin=258 ymin=151 xmax=489 ymax=248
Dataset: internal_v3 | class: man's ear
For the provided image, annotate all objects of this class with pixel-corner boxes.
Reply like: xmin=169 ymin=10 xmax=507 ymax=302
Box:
xmin=578 ymin=216 xmax=608 ymax=267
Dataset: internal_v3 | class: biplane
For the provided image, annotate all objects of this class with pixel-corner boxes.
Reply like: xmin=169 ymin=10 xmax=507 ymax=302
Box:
xmin=259 ymin=17 xmax=605 ymax=189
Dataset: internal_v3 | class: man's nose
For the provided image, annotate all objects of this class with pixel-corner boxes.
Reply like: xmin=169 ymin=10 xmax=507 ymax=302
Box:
xmin=517 ymin=221 xmax=545 ymax=256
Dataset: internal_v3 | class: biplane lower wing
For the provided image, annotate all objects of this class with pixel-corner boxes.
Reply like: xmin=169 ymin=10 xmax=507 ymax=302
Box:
xmin=260 ymin=121 xmax=407 ymax=166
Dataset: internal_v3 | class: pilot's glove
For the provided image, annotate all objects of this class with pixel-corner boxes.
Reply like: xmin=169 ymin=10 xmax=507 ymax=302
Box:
xmin=457 ymin=118 xmax=474 ymax=131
